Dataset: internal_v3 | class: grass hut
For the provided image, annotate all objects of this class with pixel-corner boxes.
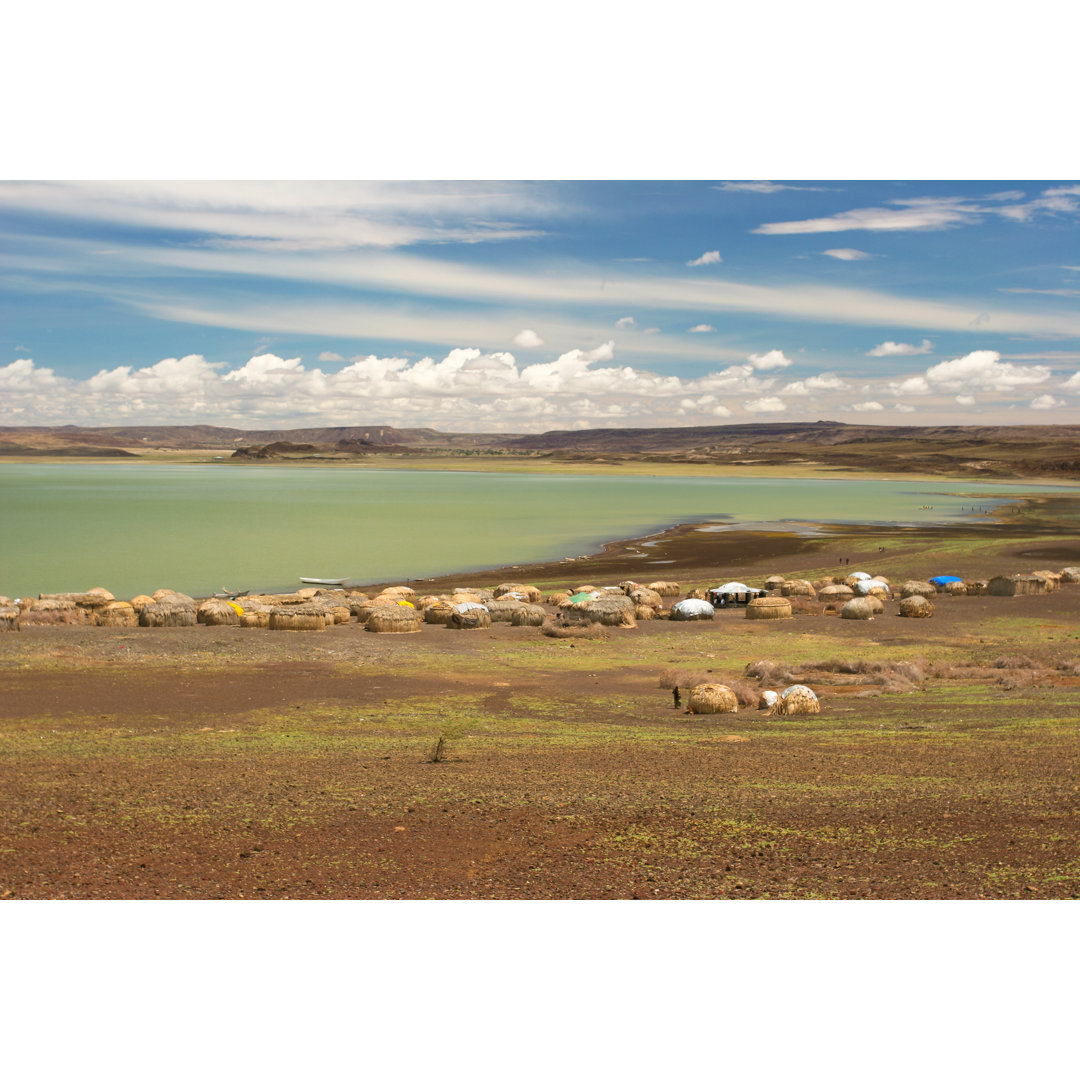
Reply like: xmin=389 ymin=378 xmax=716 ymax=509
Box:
xmin=1 ymin=604 xmax=20 ymax=631
xmin=684 ymin=588 xmax=708 ymax=601
xmin=648 ymin=581 xmax=682 ymax=597
xmin=486 ymin=600 xmax=525 ymax=623
xmin=629 ymin=587 xmax=663 ymax=609
xmin=353 ymin=599 xmax=398 ymax=623
xmin=898 ymin=595 xmax=935 ymax=618
xmin=942 ymin=581 xmax=967 ymax=596
xmin=686 ymin=684 xmax=739 ymax=715
xmin=424 ymin=601 xmax=456 ymax=625
xmin=818 ymin=584 xmax=854 ymax=606
xmin=94 ymin=601 xmax=137 ymax=627
xmin=547 ymin=590 xmax=572 ymax=606
xmin=746 ymin=596 xmax=792 ymax=620
xmin=840 ymin=597 xmax=876 ymax=620
xmin=670 ymin=598 xmax=715 ymax=621
xmin=197 ymin=599 xmax=241 ymax=626
xmin=1031 ymin=571 xmax=1060 ymax=591
xmin=510 ymin=604 xmax=547 ymax=627
xmin=618 ymin=580 xmax=642 ymax=593
xmin=775 ymin=684 xmax=820 ymax=715
xmin=988 ymin=574 xmax=1048 ymax=596
xmin=966 ymin=580 xmax=989 ymax=596
xmin=415 ymin=594 xmax=442 ymax=610
xmin=575 ymin=595 xmax=637 ymax=628
xmin=129 ymin=594 xmax=155 ymax=612
xmin=269 ymin=605 xmax=327 ymax=632
xmin=140 ymin=599 xmax=197 ymax=627
xmin=449 ymin=591 xmax=483 ymax=605
xmin=240 ymin=611 xmax=271 ymax=629
xmin=901 ymin=581 xmax=937 ymax=599
xmin=1060 ymin=567 xmax=1080 ymax=583
xmin=844 ymin=572 xmax=872 ymax=588
xmin=763 ymin=575 xmax=786 ymax=591
xmin=378 ymin=586 xmax=416 ymax=600
xmin=448 ymin=606 xmax=492 ymax=630
xmin=781 ymin=579 xmax=816 ymax=598
xmin=866 ymin=594 xmax=885 ymax=614
xmin=633 ymin=604 xmax=656 ymax=621
xmin=365 ymin=606 xmax=422 ymax=633
xmin=494 ymin=583 xmax=543 ymax=603
xmin=758 ymin=689 xmax=778 ymax=710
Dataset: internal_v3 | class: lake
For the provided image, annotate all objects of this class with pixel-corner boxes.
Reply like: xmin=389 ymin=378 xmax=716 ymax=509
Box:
xmin=0 ymin=463 xmax=1069 ymax=599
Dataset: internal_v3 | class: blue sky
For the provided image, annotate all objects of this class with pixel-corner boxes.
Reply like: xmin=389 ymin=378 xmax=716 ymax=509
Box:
xmin=2 ymin=180 xmax=1078 ymax=430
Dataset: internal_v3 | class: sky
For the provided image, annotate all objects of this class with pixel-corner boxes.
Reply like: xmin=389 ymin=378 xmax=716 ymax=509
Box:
xmin=2 ymin=179 xmax=1078 ymax=431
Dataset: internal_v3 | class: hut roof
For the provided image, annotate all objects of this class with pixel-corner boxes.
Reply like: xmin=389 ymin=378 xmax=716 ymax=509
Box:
xmin=928 ymin=575 xmax=962 ymax=586
xmin=710 ymin=582 xmax=751 ymax=594
xmin=848 ymin=571 xmax=872 ymax=581
xmin=671 ymin=598 xmax=715 ymax=617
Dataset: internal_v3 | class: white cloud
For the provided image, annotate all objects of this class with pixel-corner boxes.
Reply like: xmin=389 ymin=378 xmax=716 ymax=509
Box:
xmin=686 ymin=250 xmax=721 ymax=266
xmin=924 ymin=350 xmax=1051 ymax=391
xmin=1031 ymin=394 xmax=1065 ymax=410
xmin=615 ymin=316 xmax=636 ymax=329
xmin=746 ymin=349 xmax=793 ymax=371
xmin=687 ymin=324 xmax=715 ymax=333
xmin=999 ymin=287 xmax=1080 ymax=297
xmin=714 ymin=181 xmax=830 ymax=194
xmin=642 ymin=327 xmax=660 ymax=334
xmin=512 ymin=328 xmax=544 ymax=348
xmin=955 ymin=395 xmax=976 ymax=406
xmin=893 ymin=403 xmax=916 ymax=413
xmin=1063 ymin=371 xmax=1080 ymax=391
xmin=780 ymin=373 xmax=847 ymax=396
xmin=851 ymin=401 xmax=885 ymax=412
xmin=868 ymin=339 xmax=933 ymax=357
xmin=823 ymin=248 xmax=872 ymax=260
xmin=887 ymin=376 xmax=930 ymax=396
xmin=743 ymin=396 xmax=786 ymax=414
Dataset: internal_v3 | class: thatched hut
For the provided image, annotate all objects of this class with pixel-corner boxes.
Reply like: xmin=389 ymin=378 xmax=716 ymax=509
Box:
xmin=92 ymin=601 xmax=137 ymax=628
xmin=781 ymin=579 xmax=816 ymax=598
xmin=708 ymin=582 xmax=765 ymax=606
xmin=486 ymin=600 xmax=525 ymax=623
xmin=197 ymin=599 xmax=241 ymax=626
xmin=353 ymin=599 xmax=398 ymax=623
xmin=240 ymin=611 xmax=271 ymax=629
xmin=365 ymin=606 xmax=422 ymax=633
xmin=648 ymin=581 xmax=682 ymax=597
xmin=1031 ymin=571 xmax=1060 ymax=591
xmin=128 ymin=594 xmax=155 ymax=612
xmin=20 ymin=598 xmax=90 ymax=626
xmin=942 ymin=581 xmax=967 ymax=596
xmin=866 ymin=594 xmax=885 ymax=614
xmin=966 ymin=580 xmax=989 ymax=596
xmin=855 ymin=578 xmax=890 ymax=597
xmin=1 ymin=604 xmax=20 ymax=631
xmin=510 ymin=604 xmax=547 ymax=627
xmin=669 ymin=598 xmax=715 ymax=621
xmin=686 ymin=684 xmax=739 ymax=715
xmin=575 ymin=595 xmax=637 ymax=628
xmin=1060 ymin=567 xmax=1080 ymax=584
xmin=840 ymin=597 xmax=876 ymax=620
xmin=745 ymin=596 xmax=792 ymax=620
xmin=633 ymin=604 xmax=656 ymax=621
xmin=448 ymin=606 xmax=492 ymax=630
xmin=901 ymin=581 xmax=937 ymax=599
xmin=618 ymin=580 xmax=642 ymax=594
xmin=269 ymin=605 xmax=327 ymax=632
xmin=988 ymin=574 xmax=1048 ymax=596
xmin=39 ymin=590 xmax=116 ymax=613
xmin=378 ymin=586 xmax=416 ymax=600
xmin=763 ymin=575 xmax=786 ymax=591
xmin=547 ymin=591 xmax=572 ymax=606
xmin=414 ymin=594 xmax=442 ymax=610
xmin=844 ymin=572 xmax=872 ymax=588
xmin=898 ymin=595 xmax=935 ymax=618
xmin=423 ymin=601 xmax=456 ymax=625
xmin=140 ymin=599 xmax=197 ymax=627
xmin=818 ymin=584 xmax=854 ymax=607
xmin=151 ymin=589 xmax=195 ymax=604
xmin=628 ymin=587 xmax=663 ymax=609
xmin=449 ymin=591 xmax=483 ymax=605
xmin=684 ymin=588 xmax=708 ymax=601
xmin=775 ymin=684 xmax=820 ymax=715
xmin=494 ymin=583 xmax=543 ymax=603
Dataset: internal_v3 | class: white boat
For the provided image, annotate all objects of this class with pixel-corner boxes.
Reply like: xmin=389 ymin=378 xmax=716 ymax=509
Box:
xmin=300 ymin=577 xmax=348 ymax=586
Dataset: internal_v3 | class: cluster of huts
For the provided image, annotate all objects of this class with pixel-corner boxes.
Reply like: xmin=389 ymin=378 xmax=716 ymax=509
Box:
xmin=2 ymin=566 xmax=1076 ymax=634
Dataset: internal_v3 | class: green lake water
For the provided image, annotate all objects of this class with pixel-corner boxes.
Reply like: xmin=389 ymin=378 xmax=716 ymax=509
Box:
xmin=0 ymin=464 xmax=1072 ymax=599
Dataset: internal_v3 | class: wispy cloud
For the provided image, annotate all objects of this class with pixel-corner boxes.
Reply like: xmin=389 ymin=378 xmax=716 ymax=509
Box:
xmin=687 ymin=324 xmax=715 ymax=333
xmin=823 ymin=248 xmax=873 ymax=261
xmin=754 ymin=187 xmax=1080 ymax=236
xmin=714 ymin=181 xmax=831 ymax=194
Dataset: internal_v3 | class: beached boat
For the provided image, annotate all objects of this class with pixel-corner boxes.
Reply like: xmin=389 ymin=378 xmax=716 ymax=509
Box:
xmin=300 ymin=577 xmax=348 ymax=586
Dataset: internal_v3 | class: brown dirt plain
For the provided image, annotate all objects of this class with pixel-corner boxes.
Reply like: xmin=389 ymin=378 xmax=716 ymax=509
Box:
xmin=3 ymin=500 xmax=1080 ymax=900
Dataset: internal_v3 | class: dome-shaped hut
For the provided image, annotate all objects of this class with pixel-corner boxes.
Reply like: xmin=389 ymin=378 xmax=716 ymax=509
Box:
xmin=686 ymin=683 xmax=739 ymax=714
xmin=1060 ymin=567 xmax=1080 ymax=584
xmin=510 ymin=604 xmax=547 ymax=627
xmin=96 ymin=601 xmax=139 ymax=628
xmin=745 ymin=596 xmax=792 ymax=620
xmin=901 ymin=581 xmax=937 ymax=599
xmin=575 ymin=595 xmax=637 ymax=627
xmin=448 ymin=605 xmax=492 ymax=630
xmin=840 ymin=597 xmax=876 ymax=620
xmin=628 ymin=587 xmax=663 ymax=609
xmin=269 ymin=604 xmax=327 ymax=631
xmin=898 ymin=595 xmax=935 ymax=618
xmin=365 ymin=606 xmax=423 ymax=633
xmin=669 ymin=598 xmax=716 ymax=621
xmin=775 ymin=684 xmax=820 ymax=715
xmin=424 ymin=601 xmax=456 ymax=625
xmin=197 ymin=599 xmax=241 ymax=626
xmin=648 ymin=581 xmax=682 ymax=597
xmin=781 ymin=579 xmax=816 ymax=598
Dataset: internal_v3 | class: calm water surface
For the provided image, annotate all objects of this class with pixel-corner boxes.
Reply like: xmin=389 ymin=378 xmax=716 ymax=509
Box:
xmin=0 ymin=464 xmax=1069 ymax=598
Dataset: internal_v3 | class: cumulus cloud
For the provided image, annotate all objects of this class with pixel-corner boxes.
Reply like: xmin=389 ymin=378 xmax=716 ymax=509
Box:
xmin=0 ymin=345 xmax=789 ymax=430
xmin=1063 ymin=371 xmax=1080 ymax=391
xmin=868 ymin=339 xmax=933 ymax=357
xmin=687 ymin=324 xmax=715 ymax=333
xmin=851 ymin=401 xmax=885 ymax=412
xmin=746 ymin=350 xmax=793 ymax=371
xmin=886 ymin=375 xmax=930 ymax=396
xmin=924 ymin=350 xmax=1051 ymax=391
xmin=743 ymin=396 xmax=786 ymax=414
xmin=780 ymin=373 xmax=847 ymax=396
xmin=615 ymin=316 xmax=636 ymax=329
xmin=823 ymin=248 xmax=872 ymax=260
xmin=512 ymin=328 xmax=544 ymax=348
xmin=686 ymin=250 xmax=721 ymax=266
xmin=955 ymin=395 xmax=976 ymax=406
xmin=1031 ymin=394 xmax=1065 ymax=410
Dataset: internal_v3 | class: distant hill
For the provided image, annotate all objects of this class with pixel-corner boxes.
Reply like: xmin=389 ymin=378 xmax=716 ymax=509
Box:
xmin=2 ymin=421 xmax=1078 ymax=478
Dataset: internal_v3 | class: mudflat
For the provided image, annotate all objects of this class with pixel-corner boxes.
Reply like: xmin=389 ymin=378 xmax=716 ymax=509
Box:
xmin=3 ymin=510 xmax=1080 ymax=900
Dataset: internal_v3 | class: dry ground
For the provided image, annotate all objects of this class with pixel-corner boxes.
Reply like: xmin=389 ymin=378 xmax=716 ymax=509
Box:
xmin=3 ymin=521 xmax=1080 ymax=900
